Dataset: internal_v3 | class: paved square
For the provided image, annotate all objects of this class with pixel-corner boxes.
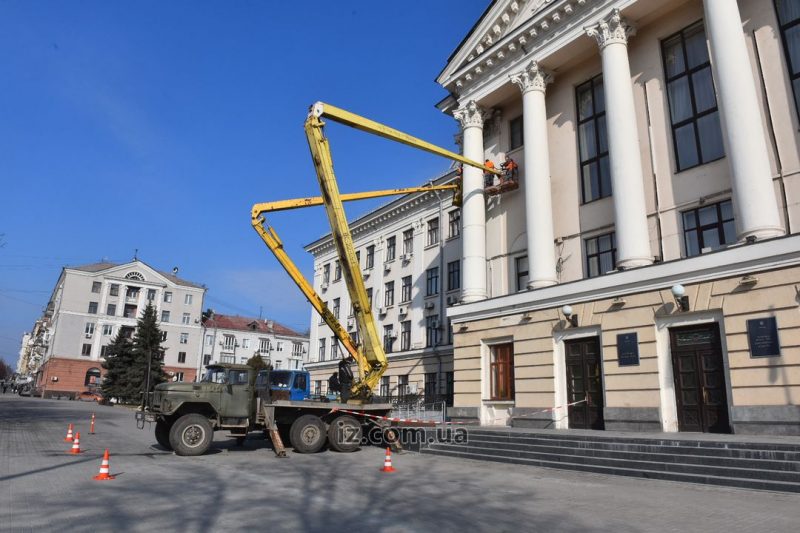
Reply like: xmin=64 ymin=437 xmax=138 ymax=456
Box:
xmin=1 ymin=395 xmax=798 ymax=532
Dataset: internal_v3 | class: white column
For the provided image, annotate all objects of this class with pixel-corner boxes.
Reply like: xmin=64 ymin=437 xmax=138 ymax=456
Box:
xmin=703 ymin=0 xmax=784 ymax=240
xmin=453 ymin=101 xmax=489 ymax=303
xmin=510 ymin=61 xmax=558 ymax=289
xmin=587 ymin=10 xmax=653 ymax=269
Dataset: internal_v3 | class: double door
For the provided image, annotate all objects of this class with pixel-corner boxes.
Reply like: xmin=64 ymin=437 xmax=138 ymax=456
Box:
xmin=564 ymin=337 xmax=604 ymax=430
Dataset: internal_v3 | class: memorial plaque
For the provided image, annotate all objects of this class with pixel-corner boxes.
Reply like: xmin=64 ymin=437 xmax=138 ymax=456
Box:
xmin=746 ymin=317 xmax=781 ymax=358
xmin=617 ymin=332 xmax=639 ymax=366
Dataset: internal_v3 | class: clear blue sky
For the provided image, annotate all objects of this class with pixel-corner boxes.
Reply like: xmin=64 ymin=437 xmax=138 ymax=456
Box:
xmin=0 ymin=1 xmax=488 ymax=368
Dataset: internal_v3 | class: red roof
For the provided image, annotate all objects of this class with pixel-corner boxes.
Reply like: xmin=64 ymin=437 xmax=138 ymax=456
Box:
xmin=202 ymin=314 xmax=305 ymax=338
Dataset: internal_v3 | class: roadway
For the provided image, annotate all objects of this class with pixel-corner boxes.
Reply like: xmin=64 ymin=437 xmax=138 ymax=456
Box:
xmin=1 ymin=394 xmax=799 ymax=532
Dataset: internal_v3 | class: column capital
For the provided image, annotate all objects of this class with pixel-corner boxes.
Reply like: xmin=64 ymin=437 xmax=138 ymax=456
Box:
xmin=510 ymin=60 xmax=553 ymax=94
xmin=586 ymin=8 xmax=636 ymax=49
xmin=453 ymin=100 xmax=490 ymax=129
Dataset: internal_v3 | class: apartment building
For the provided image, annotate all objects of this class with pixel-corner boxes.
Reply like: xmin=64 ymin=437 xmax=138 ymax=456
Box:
xmin=200 ymin=313 xmax=310 ymax=374
xmin=435 ymin=0 xmax=800 ymax=435
xmin=34 ymin=260 xmax=206 ymax=396
xmin=304 ymin=172 xmax=460 ymax=404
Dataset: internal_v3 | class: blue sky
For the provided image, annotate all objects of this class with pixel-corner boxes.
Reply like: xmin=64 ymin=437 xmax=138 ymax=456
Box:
xmin=0 ymin=1 xmax=488 ymax=368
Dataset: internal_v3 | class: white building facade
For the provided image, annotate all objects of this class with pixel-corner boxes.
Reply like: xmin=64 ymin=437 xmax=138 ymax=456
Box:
xmin=437 ymin=0 xmax=800 ymax=434
xmin=304 ymin=172 xmax=461 ymax=404
xmin=200 ymin=314 xmax=310 ymax=374
xmin=34 ymin=260 xmax=206 ymax=396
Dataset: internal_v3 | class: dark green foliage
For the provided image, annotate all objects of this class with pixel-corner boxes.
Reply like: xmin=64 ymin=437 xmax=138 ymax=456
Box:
xmin=102 ymin=303 xmax=167 ymax=404
xmin=245 ymin=354 xmax=272 ymax=372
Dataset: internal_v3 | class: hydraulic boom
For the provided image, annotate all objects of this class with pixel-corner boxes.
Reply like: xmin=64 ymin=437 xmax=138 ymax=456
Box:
xmin=251 ymin=102 xmax=500 ymax=401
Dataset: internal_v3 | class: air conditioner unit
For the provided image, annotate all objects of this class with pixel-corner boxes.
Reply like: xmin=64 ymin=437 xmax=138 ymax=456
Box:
xmin=85 ymin=333 xmax=93 ymax=339
xmin=363 ymin=269 xmax=371 ymax=279
xmin=346 ymin=318 xmax=354 ymax=328
xmin=446 ymin=296 xmax=458 ymax=305
xmin=401 ymin=253 xmax=412 ymax=262
xmin=321 ymin=282 xmax=329 ymax=290
xmin=378 ymin=307 xmax=387 ymax=315
xmin=384 ymin=263 xmax=391 ymax=273
xmin=398 ymin=305 xmax=408 ymax=316
xmin=431 ymin=319 xmax=440 ymax=329
xmin=424 ymin=302 xmax=435 ymax=310
xmin=389 ymin=330 xmax=398 ymax=339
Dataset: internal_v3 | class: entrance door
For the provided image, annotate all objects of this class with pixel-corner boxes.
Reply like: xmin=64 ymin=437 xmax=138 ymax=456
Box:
xmin=669 ymin=323 xmax=730 ymax=433
xmin=564 ymin=337 xmax=605 ymax=430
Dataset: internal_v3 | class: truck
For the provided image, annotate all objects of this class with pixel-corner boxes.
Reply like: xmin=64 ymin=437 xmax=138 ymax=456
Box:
xmin=136 ymin=102 xmax=499 ymax=455
xmin=141 ymin=363 xmax=393 ymax=456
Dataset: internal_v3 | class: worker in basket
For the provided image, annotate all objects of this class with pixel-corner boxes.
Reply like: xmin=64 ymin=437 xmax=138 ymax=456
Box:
xmin=501 ymin=154 xmax=518 ymax=183
xmin=483 ymin=159 xmax=496 ymax=187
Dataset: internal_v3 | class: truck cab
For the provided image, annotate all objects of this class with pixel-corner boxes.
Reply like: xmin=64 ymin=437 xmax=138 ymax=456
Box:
xmin=256 ymin=369 xmax=310 ymax=401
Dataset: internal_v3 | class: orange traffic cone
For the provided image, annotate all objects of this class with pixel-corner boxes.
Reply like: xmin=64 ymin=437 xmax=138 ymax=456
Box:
xmin=93 ymin=449 xmax=115 ymax=480
xmin=68 ymin=432 xmax=83 ymax=454
xmin=90 ymin=413 xmax=96 ymax=435
xmin=380 ymin=447 xmax=396 ymax=473
xmin=64 ymin=423 xmax=74 ymax=442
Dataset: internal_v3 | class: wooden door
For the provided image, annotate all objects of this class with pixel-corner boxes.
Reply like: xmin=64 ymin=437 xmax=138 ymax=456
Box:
xmin=565 ymin=337 xmax=605 ymax=430
xmin=669 ymin=324 xmax=730 ymax=433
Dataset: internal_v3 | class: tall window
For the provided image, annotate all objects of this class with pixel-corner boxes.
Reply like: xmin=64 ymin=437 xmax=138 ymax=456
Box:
xmin=333 ymin=298 xmax=340 ymax=319
xmin=81 ymin=344 xmax=92 ymax=356
xmin=401 ymin=276 xmax=412 ymax=302
xmin=445 ymin=371 xmax=454 ymax=407
xmin=380 ymin=376 xmax=390 ymax=398
xmin=223 ymin=335 xmax=235 ymax=350
xmin=490 ymin=343 xmax=515 ymax=401
xmin=334 ymin=260 xmax=341 ymax=281
xmin=397 ymin=375 xmax=409 ymax=398
xmin=509 ymin=115 xmax=524 ymax=150
xmin=185 ymin=294 xmax=193 ymax=305
xmin=242 ymin=338 xmax=250 ymax=349
xmin=206 ymin=334 xmax=214 ymax=346
xmin=330 ymin=337 xmax=338 ymax=359
xmin=84 ymin=322 xmax=95 ymax=336
xmin=384 ymin=282 xmax=395 ymax=307
xmin=427 ymin=217 xmax=439 ymax=246
xmin=424 ymin=372 xmax=437 ymax=400
xmin=425 ymin=315 xmax=439 ymax=347
xmin=91 ymin=281 xmax=101 ymax=293
xmin=107 ymin=304 xmax=116 ymax=316
xmin=662 ymin=21 xmax=724 ymax=171
xmin=515 ymin=256 xmax=529 ymax=292
xmin=400 ymin=321 xmax=411 ymax=351
xmin=161 ymin=310 xmax=170 ymax=323
xmin=383 ymin=325 xmax=394 ymax=354
xmin=88 ymin=302 xmax=98 ymax=314
xmin=576 ymin=75 xmax=611 ymax=202
xmin=260 ymin=338 xmax=270 ymax=352
xmin=318 ymin=338 xmax=326 ymax=361
xmin=403 ymin=229 xmax=414 ymax=254
xmin=147 ymin=289 xmax=157 ymax=301
xmin=426 ymin=267 xmax=439 ymax=296
xmin=585 ymin=232 xmax=617 ymax=278
xmin=448 ymin=210 xmax=461 ymax=238
xmin=178 ymin=351 xmax=186 ymax=364
xmin=323 ymin=263 xmax=330 ymax=284
xmin=366 ymin=245 xmax=375 ymax=269
xmin=109 ymin=284 xmax=119 ymax=297
xmin=386 ymin=236 xmax=396 ymax=261
xmin=182 ymin=313 xmax=190 ymax=325
xmin=682 ymin=199 xmax=735 ymax=256
xmin=366 ymin=288 xmax=373 ymax=308
xmin=164 ymin=291 xmax=172 ymax=303
xmin=775 ymin=0 xmax=800 ymax=116
xmin=102 ymin=324 xmax=113 ymax=336
xmin=447 ymin=261 xmax=460 ymax=291
xmin=180 ymin=333 xmax=189 ymax=344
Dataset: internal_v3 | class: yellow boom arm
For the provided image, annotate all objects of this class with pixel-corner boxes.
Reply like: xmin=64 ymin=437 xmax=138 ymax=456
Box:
xmin=252 ymin=102 xmax=498 ymax=401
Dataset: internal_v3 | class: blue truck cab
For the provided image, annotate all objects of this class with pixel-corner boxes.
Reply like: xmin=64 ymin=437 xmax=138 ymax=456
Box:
xmin=256 ymin=369 xmax=310 ymax=401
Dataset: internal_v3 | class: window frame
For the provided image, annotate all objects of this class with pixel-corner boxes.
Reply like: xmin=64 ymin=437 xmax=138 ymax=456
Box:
xmin=509 ymin=115 xmax=524 ymax=151
xmin=515 ymin=256 xmax=529 ymax=292
xmin=681 ymin=199 xmax=736 ymax=257
xmin=585 ymin=232 xmax=617 ymax=278
xmin=447 ymin=260 xmax=460 ymax=291
xmin=384 ymin=281 xmax=395 ymax=307
xmin=427 ymin=217 xmax=440 ymax=246
xmin=401 ymin=276 xmax=412 ymax=303
xmin=426 ymin=267 xmax=439 ymax=297
xmin=386 ymin=236 xmax=396 ymax=262
xmin=400 ymin=320 xmax=411 ymax=351
xmin=402 ymin=229 xmax=414 ymax=254
xmin=774 ymin=0 xmax=800 ymax=119
xmin=576 ymin=74 xmax=611 ymax=203
xmin=448 ymin=210 xmax=461 ymax=239
xmin=490 ymin=343 xmax=515 ymax=401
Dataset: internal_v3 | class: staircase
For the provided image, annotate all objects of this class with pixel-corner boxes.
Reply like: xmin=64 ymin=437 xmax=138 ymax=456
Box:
xmin=421 ymin=428 xmax=800 ymax=493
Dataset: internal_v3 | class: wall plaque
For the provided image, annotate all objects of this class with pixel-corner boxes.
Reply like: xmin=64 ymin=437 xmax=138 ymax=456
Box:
xmin=747 ymin=317 xmax=781 ymax=358
xmin=617 ymin=332 xmax=639 ymax=366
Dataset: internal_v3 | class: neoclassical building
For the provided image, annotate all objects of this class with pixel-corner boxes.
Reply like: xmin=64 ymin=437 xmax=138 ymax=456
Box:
xmin=34 ymin=260 xmax=206 ymax=396
xmin=304 ymin=171 xmax=460 ymax=404
xmin=438 ymin=0 xmax=800 ymax=434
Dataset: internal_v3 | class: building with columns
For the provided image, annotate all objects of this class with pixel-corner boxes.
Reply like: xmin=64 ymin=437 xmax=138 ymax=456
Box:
xmin=304 ymin=171 xmax=460 ymax=405
xmin=33 ymin=260 xmax=206 ymax=397
xmin=438 ymin=0 xmax=800 ymax=435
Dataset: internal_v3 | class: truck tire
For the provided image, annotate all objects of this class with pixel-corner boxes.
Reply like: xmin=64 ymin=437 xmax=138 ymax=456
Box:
xmin=169 ymin=414 xmax=213 ymax=456
xmin=327 ymin=415 xmax=362 ymax=453
xmin=289 ymin=414 xmax=327 ymax=453
xmin=155 ymin=420 xmax=173 ymax=450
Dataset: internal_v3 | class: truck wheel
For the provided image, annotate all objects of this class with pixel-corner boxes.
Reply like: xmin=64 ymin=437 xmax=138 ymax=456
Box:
xmin=327 ymin=415 xmax=362 ymax=453
xmin=155 ymin=420 xmax=173 ymax=450
xmin=289 ymin=415 xmax=327 ymax=453
xmin=169 ymin=414 xmax=213 ymax=456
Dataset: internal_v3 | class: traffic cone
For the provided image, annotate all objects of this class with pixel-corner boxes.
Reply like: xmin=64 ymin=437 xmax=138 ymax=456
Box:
xmin=93 ymin=449 xmax=115 ymax=480
xmin=64 ymin=423 xmax=74 ymax=442
xmin=90 ymin=413 xmax=95 ymax=435
xmin=68 ymin=432 xmax=83 ymax=454
xmin=380 ymin=447 xmax=396 ymax=473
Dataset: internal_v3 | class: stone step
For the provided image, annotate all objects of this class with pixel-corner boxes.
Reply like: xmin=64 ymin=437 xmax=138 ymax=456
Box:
xmin=461 ymin=438 xmax=800 ymax=471
xmin=459 ymin=434 xmax=800 ymax=461
xmin=425 ymin=442 xmax=800 ymax=483
xmin=422 ymin=446 xmax=800 ymax=493
xmin=465 ymin=430 xmax=800 ymax=453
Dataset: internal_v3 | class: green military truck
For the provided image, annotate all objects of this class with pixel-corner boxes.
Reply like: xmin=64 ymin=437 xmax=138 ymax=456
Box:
xmin=135 ymin=363 xmax=393 ymax=456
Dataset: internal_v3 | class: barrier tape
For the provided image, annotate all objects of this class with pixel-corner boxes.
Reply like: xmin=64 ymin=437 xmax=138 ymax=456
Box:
xmin=330 ymin=397 xmax=589 ymax=426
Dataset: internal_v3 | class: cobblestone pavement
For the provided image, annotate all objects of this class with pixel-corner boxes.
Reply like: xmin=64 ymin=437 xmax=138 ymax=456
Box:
xmin=1 ymin=394 xmax=799 ymax=532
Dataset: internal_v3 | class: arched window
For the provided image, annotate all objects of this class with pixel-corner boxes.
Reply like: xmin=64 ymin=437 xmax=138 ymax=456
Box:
xmin=85 ymin=367 xmax=102 ymax=387
xmin=125 ymin=271 xmax=145 ymax=281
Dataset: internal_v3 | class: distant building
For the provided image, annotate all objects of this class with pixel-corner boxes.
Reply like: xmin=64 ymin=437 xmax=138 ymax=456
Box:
xmin=34 ymin=260 xmax=206 ymax=396
xmin=304 ymin=171 xmax=459 ymax=405
xmin=200 ymin=314 xmax=309 ymax=373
